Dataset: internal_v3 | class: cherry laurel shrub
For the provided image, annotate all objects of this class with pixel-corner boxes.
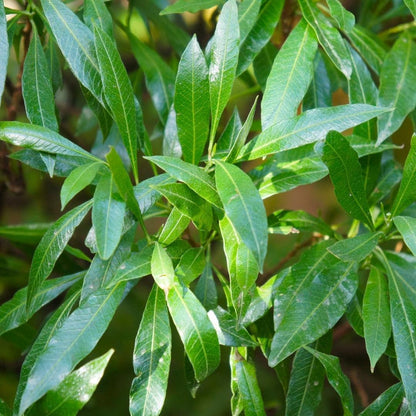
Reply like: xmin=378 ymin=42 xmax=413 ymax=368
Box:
xmin=1 ymin=0 xmax=416 ymax=414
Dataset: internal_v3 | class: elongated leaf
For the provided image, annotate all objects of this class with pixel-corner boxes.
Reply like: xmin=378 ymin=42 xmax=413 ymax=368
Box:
xmin=253 ymin=42 xmax=278 ymax=91
xmin=0 ymin=222 xmax=52 ymax=244
xmin=130 ymin=285 xmax=171 ymax=416
xmin=161 ymin=0 xmax=223 ymax=14
xmin=19 ymin=283 xmax=126 ymax=415
xmin=40 ymin=0 xmax=103 ymax=103
xmin=238 ymin=104 xmax=387 ymax=161
xmin=0 ymin=122 xmax=100 ymax=162
xmin=394 ymin=216 xmax=416 ymax=256
xmin=298 ymin=0 xmax=352 ymax=78
xmin=209 ymin=0 xmax=239 ymax=143
xmin=27 ymin=200 xmax=92 ymax=312
xmin=327 ymin=0 xmax=355 ymax=32
xmin=328 ymin=232 xmax=382 ymax=262
xmin=0 ymin=399 xmax=11 ymax=416
xmin=322 ymin=131 xmax=373 ymax=228
xmin=151 ymin=242 xmax=175 ymax=291
xmin=404 ymin=0 xmax=416 ymax=17
xmin=0 ymin=1 xmax=7 ymax=104
xmin=215 ymin=161 xmax=268 ymax=270
xmin=216 ymin=107 xmax=242 ymax=157
xmin=238 ymin=0 xmax=261 ymax=43
xmin=84 ymin=0 xmax=113 ymax=35
xmin=269 ymin=261 xmax=357 ymax=366
xmin=262 ymin=19 xmax=317 ymax=128
xmin=92 ymin=174 xmax=126 ymax=260
xmin=391 ymin=135 xmax=416 ymax=216
xmin=195 ymin=264 xmax=218 ymax=311
xmin=168 ymin=280 xmax=220 ymax=381
xmin=22 ymin=28 xmax=58 ymax=132
xmin=359 ymin=382 xmax=404 ymax=416
xmin=175 ymin=35 xmax=210 ymax=165
xmin=94 ymin=27 xmax=138 ymax=182
xmin=363 ymin=267 xmax=391 ymax=371
xmin=377 ymin=33 xmax=416 ymax=145
xmin=304 ymin=347 xmax=354 ymax=416
xmin=176 ymin=248 xmax=206 ymax=286
xmin=28 ymin=349 xmax=113 ymax=416
xmin=369 ymin=157 xmax=402 ymax=205
xmin=159 ymin=208 xmax=190 ymax=246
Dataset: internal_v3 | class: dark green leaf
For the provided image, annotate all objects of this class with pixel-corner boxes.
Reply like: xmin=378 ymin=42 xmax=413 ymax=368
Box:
xmin=359 ymin=382 xmax=404 ymax=416
xmin=84 ymin=0 xmax=113 ymax=36
xmin=0 ymin=222 xmax=52 ymax=244
xmin=238 ymin=0 xmax=261 ymax=43
xmin=195 ymin=264 xmax=218 ymax=311
xmin=369 ymin=157 xmax=402 ymax=205
xmin=161 ymin=0 xmax=223 ymax=14
xmin=327 ymin=0 xmax=355 ymax=32
xmin=215 ymin=108 xmax=242 ymax=158
xmin=253 ymin=42 xmax=277 ymax=91
xmin=0 ymin=0 xmax=7 ymax=104
xmin=176 ymin=248 xmax=206 ymax=286
xmin=394 ymin=216 xmax=416 ymax=256
xmin=0 ymin=398 xmax=11 ymax=416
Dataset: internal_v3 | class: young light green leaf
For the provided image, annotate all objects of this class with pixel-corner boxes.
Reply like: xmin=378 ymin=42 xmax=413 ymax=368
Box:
xmin=151 ymin=242 xmax=175 ymax=291
xmin=304 ymin=347 xmax=354 ymax=416
xmin=0 ymin=0 xmax=7 ymax=104
xmin=298 ymin=0 xmax=352 ymax=78
xmin=40 ymin=0 xmax=103 ymax=103
xmin=130 ymin=285 xmax=171 ymax=416
xmin=92 ymin=174 xmax=126 ymax=260
xmin=328 ymin=232 xmax=382 ymax=262
xmin=19 ymin=283 xmax=126 ymax=415
xmin=359 ymin=382 xmax=404 ymax=416
xmin=160 ymin=0 xmax=223 ymax=14
xmin=167 ymin=279 xmax=220 ymax=381
xmin=209 ymin=0 xmax=240 ymax=147
xmin=22 ymin=28 xmax=58 ymax=132
xmin=394 ymin=216 xmax=416 ymax=256
xmin=28 ymin=349 xmax=113 ymax=416
xmin=215 ymin=161 xmax=268 ymax=270
xmin=238 ymin=0 xmax=261 ymax=43
xmin=27 ymin=200 xmax=92 ymax=312
xmin=327 ymin=0 xmax=355 ymax=32
xmin=262 ymin=19 xmax=317 ymax=128
xmin=84 ymin=0 xmax=113 ymax=35
xmin=60 ymin=162 xmax=103 ymax=209
xmin=175 ymin=35 xmax=210 ymax=165
xmin=94 ymin=27 xmax=139 ymax=182
xmin=391 ymin=135 xmax=416 ymax=217
xmin=176 ymin=248 xmax=206 ymax=286
xmin=322 ymin=131 xmax=373 ymax=228
xmin=404 ymin=0 xmax=416 ymax=17
xmin=377 ymin=33 xmax=416 ymax=145
xmin=159 ymin=208 xmax=190 ymax=246
xmin=238 ymin=104 xmax=387 ymax=161
xmin=363 ymin=267 xmax=391 ymax=372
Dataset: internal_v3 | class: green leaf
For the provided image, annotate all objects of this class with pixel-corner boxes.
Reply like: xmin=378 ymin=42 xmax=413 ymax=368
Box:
xmin=253 ymin=42 xmax=278 ymax=91
xmin=28 ymin=349 xmax=113 ymax=416
xmin=298 ymin=0 xmax=352 ymax=78
xmin=328 ymin=232 xmax=382 ymax=262
xmin=0 ymin=121 xmax=100 ymax=162
xmin=146 ymin=156 xmax=222 ymax=208
xmin=44 ymin=39 xmax=62 ymax=94
xmin=129 ymin=34 xmax=175 ymax=124
xmin=27 ymin=200 xmax=92 ymax=312
xmin=327 ymin=0 xmax=355 ymax=32
xmin=269 ymin=261 xmax=357 ymax=366
xmin=262 ymin=19 xmax=317 ymax=128
xmin=0 ymin=398 xmax=11 ymax=416
xmin=369 ymin=157 xmax=402 ymax=205
xmin=40 ymin=0 xmax=103 ymax=103
xmin=209 ymin=0 xmax=240 ymax=145
xmin=84 ymin=0 xmax=113 ymax=36
xmin=215 ymin=161 xmax=268 ymax=270
xmin=363 ymin=267 xmax=391 ymax=372
xmin=377 ymin=33 xmax=416 ymax=145
xmin=0 ymin=0 xmax=7 ymax=104
xmin=22 ymin=28 xmax=58 ymax=132
xmin=151 ymin=242 xmax=175 ymax=291
xmin=359 ymin=382 xmax=404 ymax=416
xmin=94 ymin=27 xmax=139 ymax=182
xmin=303 ymin=347 xmax=354 ymax=416
xmin=322 ymin=131 xmax=373 ymax=228
xmin=391 ymin=135 xmax=416 ymax=217
xmin=60 ymin=162 xmax=103 ymax=209
xmin=216 ymin=107 xmax=242 ymax=158
xmin=0 ymin=272 xmax=82 ymax=337
xmin=159 ymin=208 xmax=190 ymax=246
xmin=238 ymin=104 xmax=387 ymax=161
xmin=19 ymin=283 xmax=126 ymax=415
xmin=160 ymin=0 xmax=223 ymax=14
xmin=237 ymin=0 xmax=284 ymax=75
xmin=167 ymin=279 xmax=220 ymax=381
xmin=175 ymin=35 xmax=210 ymax=165
xmin=404 ymin=0 xmax=416 ymax=17
xmin=92 ymin=174 xmax=126 ymax=260
xmin=0 ymin=222 xmax=52 ymax=245
xmin=130 ymin=285 xmax=171 ymax=416
xmin=176 ymin=247 xmax=206 ymax=286
xmin=394 ymin=216 xmax=416 ymax=256
xmin=238 ymin=0 xmax=262 ymax=43
xmin=195 ymin=264 xmax=218 ymax=311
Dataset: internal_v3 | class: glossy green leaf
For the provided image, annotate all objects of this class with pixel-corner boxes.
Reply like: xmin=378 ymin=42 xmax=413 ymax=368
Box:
xmin=303 ymin=347 xmax=354 ymax=416
xmin=238 ymin=0 xmax=261 ymax=43
xmin=176 ymin=248 xmax=206 ymax=286
xmin=161 ymin=0 xmax=223 ymax=14
xmin=27 ymin=200 xmax=92 ymax=312
xmin=19 ymin=283 xmax=126 ymax=415
xmin=404 ymin=0 xmax=416 ymax=17
xmin=84 ymin=0 xmax=113 ymax=35
xmin=394 ymin=216 xmax=416 ymax=256
xmin=175 ymin=35 xmax=210 ymax=165
xmin=298 ymin=0 xmax=352 ymax=78
xmin=238 ymin=104 xmax=387 ymax=161
xmin=94 ymin=27 xmax=139 ymax=182
xmin=391 ymin=135 xmax=416 ymax=217
xmin=40 ymin=0 xmax=103 ymax=103
xmin=262 ymin=19 xmax=317 ymax=128
xmin=151 ymin=242 xmax=175 ymax=291
xmin=0 ymin=0 xmax=7 ymax=104
xmin=159 ymin=208 xmax=190 ymax=246
xmin=92 ymin=174 xmax=126 ymax=260
xmin=377 ymin=33 xmax=416 ymax=145
xmin=328 ymin=232 xmax=382 ymax=262
xmin=215 ymin=161 xmax=268 ymax=270
xmin=28 ymin=349 xmax=113 ymax=416
xmin=363 ymin=267 xmax=391 ymax=371
xmin=359 ymin=382 xmax=404 ymax=416
xmin=167 ymin=279 xmax=220 ymax=381
xmin=322 ymin=131 xmax=373 ymax=228
xmin=146 ymin=156 xmax=222 ymax=208
xmin=209 ymin=0 xmax=240 ymax=143
xmin=60 ymin=162 xmax=103 ymax=209
xmin=327 ymin=0 xmax=355 ymax=32
xmin=130 ymin=285 xmax=171 ymax=416
xmin=22 ymin=28 xmax=58 ymax=132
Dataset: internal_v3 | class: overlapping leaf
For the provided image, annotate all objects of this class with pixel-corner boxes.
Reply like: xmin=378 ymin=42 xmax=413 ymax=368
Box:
xmin=359 ymin=383 xmax=404 ymax=416
xmin=84 ymin=0 xmax=113 ymax=35
xmin=394 ymin=216 xmax=416 ymax=256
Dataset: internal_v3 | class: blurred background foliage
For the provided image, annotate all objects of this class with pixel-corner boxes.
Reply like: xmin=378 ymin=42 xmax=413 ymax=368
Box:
xmin=0 ymin=0 xmax=414 ymax=414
